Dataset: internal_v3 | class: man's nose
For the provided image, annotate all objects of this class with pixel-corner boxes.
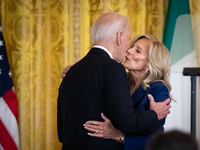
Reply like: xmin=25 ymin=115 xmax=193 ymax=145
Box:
xmin=127 ymin=48 xmax=132 ymax=55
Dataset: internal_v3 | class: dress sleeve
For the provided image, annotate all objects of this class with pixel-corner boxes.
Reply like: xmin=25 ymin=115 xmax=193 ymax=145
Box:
xmin=148 ymin=82 xmax=169 ymax=128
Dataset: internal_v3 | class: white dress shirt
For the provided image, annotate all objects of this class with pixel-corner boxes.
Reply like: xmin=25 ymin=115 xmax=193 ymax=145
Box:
xmin=93 ymin=45 xmax=113 ymax=59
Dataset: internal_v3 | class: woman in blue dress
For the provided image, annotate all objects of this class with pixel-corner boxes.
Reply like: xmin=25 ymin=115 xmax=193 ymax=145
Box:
xmin=84 ymin=34 xmax=173 ymax=150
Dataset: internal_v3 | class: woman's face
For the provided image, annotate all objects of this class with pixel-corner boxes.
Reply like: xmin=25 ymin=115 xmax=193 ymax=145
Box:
xmin=123 ymin=38 xmax=149 ymax=73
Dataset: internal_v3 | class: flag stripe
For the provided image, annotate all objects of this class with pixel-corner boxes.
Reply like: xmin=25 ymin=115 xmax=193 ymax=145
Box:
xmin=0 ymin=144 xmax=5 ymax=150
xmin=0 ymin=97 xmax=19 ymax=149
xmin=163 ymin=0 xmax=190 ymax=51
xmin=0 ymin=120 xmax=18 ymax=150
xmin=2 ymin=89 xmax=18 ymax=121
xmin=0 ymin=25 xmax=19 ymax=150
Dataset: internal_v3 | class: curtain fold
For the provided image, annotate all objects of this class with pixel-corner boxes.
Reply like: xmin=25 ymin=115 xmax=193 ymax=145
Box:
xmin=0 ymin=0 xmax=167 ymax=149
xmin=127 ymin=0 xmax=168 ymax=42
xmin=189 ymin=0 xmax=200 ymax=67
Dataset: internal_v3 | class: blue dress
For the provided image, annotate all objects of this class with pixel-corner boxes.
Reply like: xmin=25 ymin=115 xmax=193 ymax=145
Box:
xmin=124 ymin=81 xmax=168 ymax=150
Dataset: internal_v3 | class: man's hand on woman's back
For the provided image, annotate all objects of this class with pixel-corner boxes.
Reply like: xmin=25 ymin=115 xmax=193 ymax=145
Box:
xmin=148 ymin=94 xmax=171 ymax=120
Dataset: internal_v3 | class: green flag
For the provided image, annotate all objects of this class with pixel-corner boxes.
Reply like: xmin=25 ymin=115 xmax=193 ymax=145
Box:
xmin=163 ymin=0 xmax=195 ymax=69
xmin=163 ymin=0 xmax=191 ymax=52
xmin=163 ymin=0 xmax=200 ymax=134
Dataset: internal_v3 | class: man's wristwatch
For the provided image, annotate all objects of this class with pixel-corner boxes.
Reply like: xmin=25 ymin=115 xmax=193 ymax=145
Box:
xmin=119 ymin=132 xmax=125 ymax=143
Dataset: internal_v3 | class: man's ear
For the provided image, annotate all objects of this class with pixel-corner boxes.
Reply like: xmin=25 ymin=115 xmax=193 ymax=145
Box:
xmin=116 ymin=31 xmax=122 ymax=46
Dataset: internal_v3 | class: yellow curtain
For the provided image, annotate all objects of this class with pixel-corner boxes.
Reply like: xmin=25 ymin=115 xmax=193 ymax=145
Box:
xmin=189 ymin=0 xmax=200 ymax=67
xmin=0 ymin=0 xmax=167 ymax=149
xmin=127 ymin=0 xmax=168 ymax=42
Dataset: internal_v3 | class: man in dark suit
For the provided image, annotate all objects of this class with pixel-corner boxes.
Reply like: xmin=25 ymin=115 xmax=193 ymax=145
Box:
xmin=57 ymin=12 xmax=171 ymax=150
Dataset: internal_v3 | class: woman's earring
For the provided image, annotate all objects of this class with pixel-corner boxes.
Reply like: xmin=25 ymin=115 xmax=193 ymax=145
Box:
xmin=146 ymin=69 xmax=149 ymax=73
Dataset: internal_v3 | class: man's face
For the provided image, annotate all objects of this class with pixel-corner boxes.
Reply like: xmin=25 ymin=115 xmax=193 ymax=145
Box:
xmin=116 ymin=26 xmax=131 ymax=63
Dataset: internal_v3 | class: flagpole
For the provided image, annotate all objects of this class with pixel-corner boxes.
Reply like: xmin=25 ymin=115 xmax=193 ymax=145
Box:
xmin=183 ymin=67 xmax=200 ymax=138
xmin=191 ymin=76 xmax=196 ymax=137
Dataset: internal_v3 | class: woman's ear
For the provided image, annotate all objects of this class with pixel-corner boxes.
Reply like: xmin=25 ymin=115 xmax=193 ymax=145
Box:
xmin=116 ymin=31 xmax=122 ymax=46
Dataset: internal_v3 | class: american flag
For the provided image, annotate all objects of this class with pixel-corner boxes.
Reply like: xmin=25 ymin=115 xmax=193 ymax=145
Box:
xmin=0 ymin=25 xmax=19 ymax=150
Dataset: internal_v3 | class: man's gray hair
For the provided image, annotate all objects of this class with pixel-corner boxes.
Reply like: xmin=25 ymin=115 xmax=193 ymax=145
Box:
xmin=90 ymin=12 xmax=129 ymax=45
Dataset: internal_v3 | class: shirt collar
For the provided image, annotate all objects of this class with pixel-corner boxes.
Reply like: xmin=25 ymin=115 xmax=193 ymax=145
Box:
xmin=93 ymin=45 xmax=113 ymax=59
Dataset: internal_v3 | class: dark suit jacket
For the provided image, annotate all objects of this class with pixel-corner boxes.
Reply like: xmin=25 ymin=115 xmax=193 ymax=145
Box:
xmin=124 ymin=81 xmax=168 ymax=150
xmin=57 ymin=47 xmax=158 ymax=150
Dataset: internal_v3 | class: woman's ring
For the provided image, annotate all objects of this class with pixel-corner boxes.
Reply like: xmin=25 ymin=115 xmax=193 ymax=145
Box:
xmin=94 ymin=129 xmax=98 ymax=134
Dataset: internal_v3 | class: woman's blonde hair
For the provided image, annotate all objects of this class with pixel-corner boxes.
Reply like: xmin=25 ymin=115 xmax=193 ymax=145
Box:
xmin=127 ymin=34 xmax=173 ymax=100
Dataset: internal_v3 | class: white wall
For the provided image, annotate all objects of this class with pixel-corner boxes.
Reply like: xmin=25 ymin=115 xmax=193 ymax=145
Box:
xmin=164 ymin=73 xmax=200 ymax=144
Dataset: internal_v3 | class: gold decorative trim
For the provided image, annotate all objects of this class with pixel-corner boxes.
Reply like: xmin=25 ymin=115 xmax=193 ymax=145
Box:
xmin=73 ymin=0 xmax=81 ymax=63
